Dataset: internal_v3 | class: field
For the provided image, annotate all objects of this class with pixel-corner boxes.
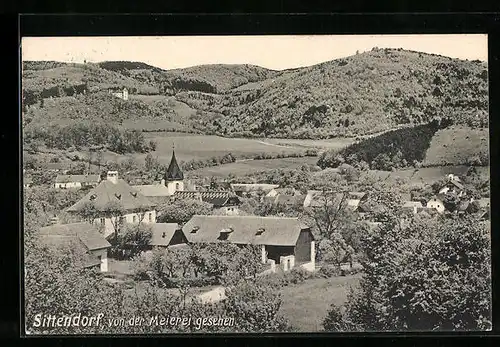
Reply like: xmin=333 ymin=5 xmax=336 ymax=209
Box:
xmin=262 ymin=137 xmax=356 ymax=150
xmin=279 ymin=274 xmax=361 ymax=332
xmin=423 ymin=126 xmax=489 ymax=166
xmin=188 ymin=157 xmax=319 ymax=177
xmin=141 ymin=133 xmax=309 ymax=163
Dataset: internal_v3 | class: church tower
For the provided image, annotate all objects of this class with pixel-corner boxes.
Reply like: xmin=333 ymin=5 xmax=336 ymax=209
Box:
xmin=163 ymin=145 xmax=184 ymax=195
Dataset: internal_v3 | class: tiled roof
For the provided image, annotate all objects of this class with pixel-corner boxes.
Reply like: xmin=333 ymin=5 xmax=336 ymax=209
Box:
xmin=132 ymin=184 xmax=171 ymax=197
xmin=174 ymin=191 xmax=240 ymax=207
xmin=182 ymin=215 xmax=312 ymax=246
xmin=446 ymin=180 xmax=465 ymax=190
xmin=149 ymin=223 xmax=185 ymax=247
xmin=39 ymin=222 xmax=111 ymax=251
xmin=303 ymin=190 xmax=345 ymax=208
xmin=165 ymin=150 xmax=184 ymax=181
xmin=55 ymin=174 xmax=101 ymax=184
xmin=230 ymin=184 xmax=279 ymax=192
xmin=66 ymin=179 xmax=156 ymax=213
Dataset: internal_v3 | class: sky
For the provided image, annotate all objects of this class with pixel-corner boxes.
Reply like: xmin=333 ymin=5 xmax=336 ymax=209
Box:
xmin=21 ymin=34 xmax=488 ymax=71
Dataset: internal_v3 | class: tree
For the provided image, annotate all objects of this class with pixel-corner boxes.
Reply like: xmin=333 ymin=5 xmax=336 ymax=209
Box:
xmin=157 ymin=199 xmax=212 ymax=224
xmin=323 ymin=214 xmax=491 ymax=331
xmin=77 ymin=201 xmax=100 ymax=225
xmin=318 ymin=233 xmax=354 ymax=269
xmin=102 ymin=200 xmax=126 ymax=242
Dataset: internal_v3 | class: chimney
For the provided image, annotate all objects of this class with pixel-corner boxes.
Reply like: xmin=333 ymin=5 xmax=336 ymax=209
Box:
xmin=161 ymin=179 xmax=165 ymax=186
xmin=162 ymin=232 xmax=166 ymax=238
xmin=107 ymin=171 xmax=118 ymax=184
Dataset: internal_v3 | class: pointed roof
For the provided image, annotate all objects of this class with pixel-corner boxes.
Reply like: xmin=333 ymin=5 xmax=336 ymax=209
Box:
xmin=165 ymin=149 xmax=184 ymax=181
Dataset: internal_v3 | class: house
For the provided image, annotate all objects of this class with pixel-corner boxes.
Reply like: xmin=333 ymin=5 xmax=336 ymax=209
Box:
xmin=109 ymin=87 xmax=129 ymax=101
xmin=402 ymin=201 xmax=423 ymax=214
xmin=148 ymin=223 xmax=189 ymax=249
xmin=303 ymin=190 xmax=346 ymax=210
xmin=54 ymin=174 xmax=101 ymax=189
xmin=426 ymin=195 xmax=446 ymax=214
xmin=38 ymin=222 xmax=111 ymax=272
xmin=132 ymin=148 xmax=185 ymax=199
xmin=66 ymin=171 xmax=157 ymax=238
xmin=270 ymin=194 xmax=307 ymax=209
xmin=173 ymin=191 xmax=241 ymax=215
xmin=439 ymin=178 xmax=465 ymax=197
xmin=230 ymin=184 xmax=280 ymax=198
xmin=182 ymin=215 xmax=315 ymax=272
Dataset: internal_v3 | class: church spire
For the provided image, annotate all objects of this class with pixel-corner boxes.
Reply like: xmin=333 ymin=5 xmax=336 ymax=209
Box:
xmin=164 ymin=145 xmax=184 ymax=181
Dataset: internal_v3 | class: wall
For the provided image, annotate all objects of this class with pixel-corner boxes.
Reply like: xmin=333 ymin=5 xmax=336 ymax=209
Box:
xmin=280 ymin=255 xmax=295 ymax=272
xmin=166 ymin=180 xmax=184 ymax=196
xmin=294 ymin=229 xmax=314 ymax=263
xmin=94 ymin=209 xmax=156 ymax=237
xmin=90 ymin=248 xmax=109 ymax=272
xmin=426 ymin=200 xmax=445 ymax=213
xmin=266 ymin=245 xmax=295 ymax=264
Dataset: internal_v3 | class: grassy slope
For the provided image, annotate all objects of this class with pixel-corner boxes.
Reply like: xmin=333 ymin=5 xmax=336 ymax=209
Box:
xmin=423 ymin=126 xmax=489 ymax=166
xmin=279 ymin=275 xmax=361 ymax=332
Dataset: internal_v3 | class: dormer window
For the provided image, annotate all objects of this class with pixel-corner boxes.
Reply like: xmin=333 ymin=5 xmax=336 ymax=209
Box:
xmin=115 ymin=193 xmax=122 ymax=200
xmin=131 ymin=192 xmax=138 ymax=198
xmin=89 ymin=194 xmax=97 ymax=201
xmin=191 ymin=226 xmax=200 ymax=234
xmin=256 ymin=227 xmax=265 ymax=236
xmin=162 ymin=232 xmax=166 ymax=238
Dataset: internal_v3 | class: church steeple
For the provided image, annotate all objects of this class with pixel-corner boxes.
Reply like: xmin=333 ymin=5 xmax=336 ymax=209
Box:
xmin=165 ymin=145 xmax=184 ymax=181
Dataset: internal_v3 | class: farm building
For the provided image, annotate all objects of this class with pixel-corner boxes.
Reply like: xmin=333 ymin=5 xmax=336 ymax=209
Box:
xmin=54 ymin=174 xmax=101 ymax=189
xmin=38 ymin=221 xmax=111 ymax=272
xmin=268 ymin=194 xmax=307 ymax=209
xmin=230 ymin=183 xmax=280 ymax=198
xmin=173 ymin=191 xmax=241 ymax=215
xmin=109 ymin=87 xmax=129 ymax=100
xmin=148 ymin=223 xmax=189 ymax=249
xmin=439 ymin=179 xmax=465 ymax=197
xmin=66 ymin=171 xmax=157 ymax=237
xmin=402 ymin=201 xmax=424 ymax=214
xmin=182 ymin=215 xmax=315 ymax=272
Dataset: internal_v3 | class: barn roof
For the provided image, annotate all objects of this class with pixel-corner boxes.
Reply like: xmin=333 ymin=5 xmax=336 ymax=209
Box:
xmin=149 ymin=223 xmax=185 ymax=247
xmin=274 ymin=194 xmax=307 ymax=207
xmin=55 ymin=174 xmax=101 ymax=184
xmin=182 ymin=215 xmax=312 ymax=246
xmin=303 ymin=190 xmax=345 ymax=208
xmin=445 ymin=180 xmax=465 ymax=190
xmin=165 ymin=150 xmax=184 ymax=181
xmin=66 ymin=179 xmax=156 ymax=213
xmin=39 ymin=222 xmax=111 ymax=251
xmin=174 ymin=191 xmax=241 ymax=207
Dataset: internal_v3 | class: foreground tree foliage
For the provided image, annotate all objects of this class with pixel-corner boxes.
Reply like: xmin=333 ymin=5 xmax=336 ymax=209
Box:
xmin=323 ymin=214 xmax=491 ymax=331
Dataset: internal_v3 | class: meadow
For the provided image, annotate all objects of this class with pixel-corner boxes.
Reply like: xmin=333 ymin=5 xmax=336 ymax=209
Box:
xmin=279 ymin=274 xmax=361 ymax=332
xmin=423 ymin=126 xmax=489 ymax=166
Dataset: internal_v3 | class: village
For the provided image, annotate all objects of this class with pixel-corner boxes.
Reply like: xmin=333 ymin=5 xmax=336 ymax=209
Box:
xmin=27 ymin=145 xmax=490 ymax=306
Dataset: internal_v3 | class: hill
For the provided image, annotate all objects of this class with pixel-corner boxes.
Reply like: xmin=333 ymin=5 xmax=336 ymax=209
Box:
xmin=177 ymin=48 xmax=488 ymax=138
xmin=22 ymin=48 xmax=489 ymax=140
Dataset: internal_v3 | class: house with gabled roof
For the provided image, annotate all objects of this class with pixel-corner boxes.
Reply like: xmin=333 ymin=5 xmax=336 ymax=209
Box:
xmin=183 ymin=215 xmax=315 ymax=272
xmin=426 ymin=195 xmax=446 ymax=214
xmin=173 ymin=190 xmax=241 ymax=215
xmin=55 ymin=174 xmax=101 ymax=189
xmin=439 ymin=178 xmax=465 ymax=197
xmin=38 ymin=221 xmax=111 ymax=272
xmin=230 ymin=183 xmax=280 ymax=198
xmin=66 ymin=171 xmax=157 ymax=237
xmin=148 ymin=223 xmax=189 ymax=249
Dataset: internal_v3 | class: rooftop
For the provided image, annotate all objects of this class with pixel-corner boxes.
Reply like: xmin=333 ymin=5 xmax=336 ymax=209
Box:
xmin=149 ymin=223 xmax=186 ymax=247
xmin=165 ymin=149 xmax=184 ymax=181
xmin=66 ymin=179 xmax=156 ymax=213
xmin=38 ymin=222 xmax=111 ymax=251
xmin=174 ymin=191 xmax=241 ymax=207
xmin=55 ymin=174 xmax=101 ymax=184
xmin=182 ymin=215 xmax=312 ymax=246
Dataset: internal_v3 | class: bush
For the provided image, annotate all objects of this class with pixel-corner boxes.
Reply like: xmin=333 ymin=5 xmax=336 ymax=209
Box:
xmin=316 ymin=265 xmax=342 ymax=278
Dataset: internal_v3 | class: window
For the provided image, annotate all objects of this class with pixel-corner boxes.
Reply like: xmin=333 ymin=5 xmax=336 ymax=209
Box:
xmin=148 ymin=212 xmax=153 ymax=223
xmin=133 ymin=215 xmax=137 ymax=223
xmin=120 ymin=216 xmax=126 ymax=224
xmin=100 ymin=218 xmax=105 ymax=225
xmin=97 ymin=255 xmax=102 ymax=262
xmin=176 ymin=183 xmax=180 ymax=190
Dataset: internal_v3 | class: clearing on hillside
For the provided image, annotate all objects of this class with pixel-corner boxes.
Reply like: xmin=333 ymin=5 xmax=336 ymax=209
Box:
xmin=423 ymin=126 xmax=489 ymax=166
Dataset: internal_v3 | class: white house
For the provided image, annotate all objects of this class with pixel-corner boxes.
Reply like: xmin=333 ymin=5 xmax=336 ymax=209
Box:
xmin=109 ymin=87 xmax=129 ymax=101
xmin=38 ymin=221 xmax=111 ymax=272
xmin=427 ymin=196 xmax=446 ymax=214
xmin=66 ymin=171 xmax=157 ymax=238
xmin=54 ymin=174 xmax=101 ymax=189
xmin=439 ymin=178 xmax=465 ymax=197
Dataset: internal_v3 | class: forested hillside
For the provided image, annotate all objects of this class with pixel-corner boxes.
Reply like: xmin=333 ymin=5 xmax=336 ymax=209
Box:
xmin=23 ymin=48 xmax=489 ymax=139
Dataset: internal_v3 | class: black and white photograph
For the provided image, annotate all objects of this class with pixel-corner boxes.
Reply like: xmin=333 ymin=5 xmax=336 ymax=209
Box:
xmin=21 ymin=34 xmax=491 ymax=334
